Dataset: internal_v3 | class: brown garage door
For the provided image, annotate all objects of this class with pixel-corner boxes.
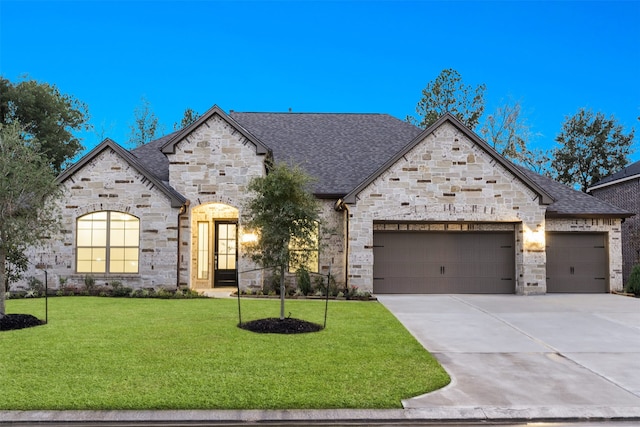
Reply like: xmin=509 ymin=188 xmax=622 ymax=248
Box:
xmin=546 ymin=233 xmax=608 ymax=293
xmin=373 ymin=231 xmax=515 ymax=294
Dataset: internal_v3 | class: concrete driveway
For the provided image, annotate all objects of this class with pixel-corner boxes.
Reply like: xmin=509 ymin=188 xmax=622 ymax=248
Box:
xmin=378 ymin=294 xmax=640 ymax=419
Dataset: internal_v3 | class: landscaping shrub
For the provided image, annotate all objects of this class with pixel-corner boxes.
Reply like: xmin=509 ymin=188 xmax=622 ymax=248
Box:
xmin=625 ymin=264 xmax=640 ymax=297
xmin=296 ymin=267 xmax=312 ymax=296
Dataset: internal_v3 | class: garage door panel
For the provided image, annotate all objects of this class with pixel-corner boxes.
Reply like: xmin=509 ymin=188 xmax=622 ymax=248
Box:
xmin=546 ymin=233 xmax=608 ymax=293
xmin=373 ymin=231 xmax=515 ymax=294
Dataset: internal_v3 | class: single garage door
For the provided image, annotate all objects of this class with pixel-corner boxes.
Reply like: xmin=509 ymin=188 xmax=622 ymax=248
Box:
xmin=546 ymin=233 xmax=608 ymax=293
xmin=373 ymin=231 xmax=515 ymax=294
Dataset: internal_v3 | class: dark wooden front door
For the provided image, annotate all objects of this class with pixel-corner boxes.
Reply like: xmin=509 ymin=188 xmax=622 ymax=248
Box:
xmin=214 ymin=221 xmax=237 ymax=287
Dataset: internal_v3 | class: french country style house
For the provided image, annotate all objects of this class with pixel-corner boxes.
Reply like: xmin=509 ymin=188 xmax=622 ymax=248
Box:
xmin=18 ymin=106 xmax=632 ymax=295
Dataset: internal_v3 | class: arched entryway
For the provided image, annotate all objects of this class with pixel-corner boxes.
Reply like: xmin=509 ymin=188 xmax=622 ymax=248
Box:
xmin=190 ymin=203 xmax=239 ymax=289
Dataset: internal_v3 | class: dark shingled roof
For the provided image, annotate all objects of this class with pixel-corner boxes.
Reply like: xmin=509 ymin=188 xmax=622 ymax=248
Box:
xmin=589 ymin=159 xmax=640 ymax=190
xmin=230 ymin=112 xmax=423 ymax=196
xmin=131 ymin=131 xmax=180 ymax=182
xmin=517 ymin=166 xmax=633 ymax=218
xmin=121 ymin=109 xmax=630 ymax=218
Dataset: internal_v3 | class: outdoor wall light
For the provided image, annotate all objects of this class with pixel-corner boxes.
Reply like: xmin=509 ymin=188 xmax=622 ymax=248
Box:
xmin=240 ymin=231 xmax=258 ymax=244
xmin=524 ymin=227 xmax=545 ymax=251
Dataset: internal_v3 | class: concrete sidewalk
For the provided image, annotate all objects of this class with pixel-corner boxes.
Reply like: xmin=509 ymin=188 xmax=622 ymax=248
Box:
xmin=378 ymin=293 xmax=640 ymax=420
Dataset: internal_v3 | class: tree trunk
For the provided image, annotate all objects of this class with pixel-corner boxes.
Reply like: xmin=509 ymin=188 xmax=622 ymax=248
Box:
xmin=279 ymin=263 xmax=285 ymax=320
xmin=0 ymin=244 xmax=6 ymax=318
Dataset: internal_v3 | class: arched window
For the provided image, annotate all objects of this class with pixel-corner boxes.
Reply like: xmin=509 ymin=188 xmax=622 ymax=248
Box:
xmin=76 ymin=211 xmax=139 ymax=273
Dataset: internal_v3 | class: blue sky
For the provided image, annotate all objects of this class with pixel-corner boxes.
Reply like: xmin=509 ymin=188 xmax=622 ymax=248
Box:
xmin=1 ymin=0 xmax=639 ymax=162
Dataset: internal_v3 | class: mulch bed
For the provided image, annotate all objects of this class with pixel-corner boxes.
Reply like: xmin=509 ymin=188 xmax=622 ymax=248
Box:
xmin=239 ymin=317 xmax=323 ymax=334
xmin=0 ymin=314 xmax=45 ymax=331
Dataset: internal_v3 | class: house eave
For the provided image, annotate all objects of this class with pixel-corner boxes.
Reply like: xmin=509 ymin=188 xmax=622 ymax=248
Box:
xmin=545 ymin=212 xmax=635 ymax=219
xmin=587 ymin=174 xmax=640 ymax=192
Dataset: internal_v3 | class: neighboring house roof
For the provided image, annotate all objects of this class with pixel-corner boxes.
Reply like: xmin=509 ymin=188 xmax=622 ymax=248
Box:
xmin=58 ymin=138 xmax=186 ymax=208
xmin=342 ymin=113 xmax=555 ymax=205
xmin=587 ymin=159 xmax=640 ymax=192
xmin=517 ymin=166 xmax=633 ymax=218
xmin=230 ymin=111 xmax=423 ymax=196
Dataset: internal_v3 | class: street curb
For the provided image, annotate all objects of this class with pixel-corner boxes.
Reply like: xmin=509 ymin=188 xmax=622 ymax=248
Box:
xmin=2 ymin=406 xmax=640 ymax=425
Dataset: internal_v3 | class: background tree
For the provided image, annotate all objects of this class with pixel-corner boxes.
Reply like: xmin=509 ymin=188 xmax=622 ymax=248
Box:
xmin=481 ymin=99 xmax=532 ymax=164
xmin=550 ymin=108 xmax=634 ymax=192
xmin=407 ymin=68 xmax=486 ymax=130
xmin=128 ymin=96 xmax=163 ymax=147
xmin=0 ymin=76 xmax=91 ymax=173
xmin=0 ymin=122 xmax=62 ymax=318
xmin=243 ymin=162 xmax=320 ymax=320
xmin=173 ymin=108 xmax=200 ymax=130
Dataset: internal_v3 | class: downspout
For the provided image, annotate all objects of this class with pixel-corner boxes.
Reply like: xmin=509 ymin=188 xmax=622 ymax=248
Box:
xmin=334 ymin=199 xmax=349 ymax=291
xmin=176 ymin=200 xmax=190 ymax=289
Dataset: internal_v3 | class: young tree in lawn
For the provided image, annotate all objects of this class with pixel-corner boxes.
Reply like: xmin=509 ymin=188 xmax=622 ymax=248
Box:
xmin=243 ymin=162 xmax=320 ymax=320
xmin=0 ymin=76 xmax=91 ymax=174
xmin=0 ymin=122 xmax=61 ymax=318
xmin=407 ymin=68 xmax=486 ymax=130
xmin=551 ymin=108 xmax=635 ymax=192
xmin=128 ymin=96 xmax=163 ymax=147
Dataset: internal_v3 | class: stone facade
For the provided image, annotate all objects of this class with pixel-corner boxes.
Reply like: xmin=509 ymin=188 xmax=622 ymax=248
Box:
xmin=24 ymin=146 xmax=181 ymax=290
xmin=346 ymin=122 xmax=548 ymax=295
xmin=164 ymin=114 xmax=268 ymax=290
xmin=13 ymin=109 xmax=627 ymax=296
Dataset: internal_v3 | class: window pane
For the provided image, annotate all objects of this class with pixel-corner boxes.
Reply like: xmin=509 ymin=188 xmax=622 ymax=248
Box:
xmin=92 ymin=248 xmax=106 ymax=273
xmin=93 ymin=226 xmax=107 ymax=246
xmin=77 ymin=260 xmax=92 ymax=273
xmin=124 ymin=228 xmax=139 ymax=246
xmin=197 ymin=222 xmax=209 ymax=279
xmin=110 ymin=247 xmax=125 ymax=261
xmin=110 ymin=229 xmax=125 ymax=246
xmin=218 ymin=225 xmax=228 ymax=239
xmin=124 ymin=259 xmax=138 ymax=273
xmin=76 ymin=247 xmax=93 ymax=261
xmin=77 ymin=229 xmax=93 ymax=246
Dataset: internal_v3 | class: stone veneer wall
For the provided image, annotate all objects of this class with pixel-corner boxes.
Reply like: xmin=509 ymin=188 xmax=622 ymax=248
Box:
xmin=546 ymin=218 xmax=624 ymax=292
xmin=166 ymin=114 xmax=267 ymax=290
xmin=317 ymin=200 xmax=346 ymax=289
xmin=19 ymin=148 xmax=181 ymax=291
xmin=346 ymin=121 xmax=548 ymax=295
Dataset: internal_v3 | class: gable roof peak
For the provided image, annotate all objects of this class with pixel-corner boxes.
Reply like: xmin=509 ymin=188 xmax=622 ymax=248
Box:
xmin=160 ymin=104 xmax=270 ymax=156
xmin=342 ymin=112 xmax=555 ymax=205
xmin=57 ymin=137 xmax=186 ymax=208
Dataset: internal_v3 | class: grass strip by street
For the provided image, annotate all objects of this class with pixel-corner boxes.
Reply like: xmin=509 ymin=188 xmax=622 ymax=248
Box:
xmin=0 ymin=297 xmax=449 ymax=410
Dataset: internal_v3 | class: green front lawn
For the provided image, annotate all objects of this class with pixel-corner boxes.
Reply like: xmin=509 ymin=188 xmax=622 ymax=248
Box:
xmin=0 ymin=297 xmax=449 ymax=410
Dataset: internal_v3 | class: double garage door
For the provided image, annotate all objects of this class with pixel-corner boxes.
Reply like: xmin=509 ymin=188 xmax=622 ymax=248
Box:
xmin=373 ymin=231 xmax=608 ymax=294
xmin=373 ymin=231 xmax=515 ymax=294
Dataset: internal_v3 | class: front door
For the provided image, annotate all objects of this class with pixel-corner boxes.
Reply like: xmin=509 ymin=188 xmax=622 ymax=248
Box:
xmin=214 ymin=221 xmax=237 ymax=287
